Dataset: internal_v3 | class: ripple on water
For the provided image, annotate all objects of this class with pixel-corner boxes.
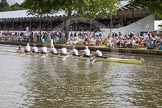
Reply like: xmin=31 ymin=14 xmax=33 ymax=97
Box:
xmin=0 ymin=45 xmax=162 ymax=108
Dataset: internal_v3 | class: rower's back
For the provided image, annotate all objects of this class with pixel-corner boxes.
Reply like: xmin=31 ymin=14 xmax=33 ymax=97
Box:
xmin=41 ymin=44 xmax=48 ymax=54
xmin=25 ymin=43 xmax=31 ymax=52
xmin=84 ymin=46 xmax=90 ymax=56
xmin=61 ymin=47 xmax=67 ymax=55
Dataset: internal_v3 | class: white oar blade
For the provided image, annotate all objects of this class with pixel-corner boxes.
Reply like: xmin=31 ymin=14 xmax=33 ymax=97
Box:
xmin=62 ymin=55 xmax=70 ymax=61
xmin=91 ymin=59 xmax=96 ymax=64
xmin=62 ymin=57 xmax=67 ymax=61
xmin=41 ymin=55 xmax=46 ymax=58
xmin=51 ymin=39 xmax=53 ymax=46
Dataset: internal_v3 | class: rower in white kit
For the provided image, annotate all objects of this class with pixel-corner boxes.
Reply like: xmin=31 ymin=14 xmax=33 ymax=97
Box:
xmin=31 ymin=44 xmax=39 ymax=53
xmin=24 ymin=43 xmax=31 ymax=53
xmin=92 ymin=48 xmax=103 ymax=57
xmin=40 ymin=44 xmax=48 ymax=54
xmin=59 ymin=46 xmax=67 ymax=56
xmin=83 ymin=46 xmax=91 ymax=57
xmin=71 ymin=46 xmax=80 ymax=56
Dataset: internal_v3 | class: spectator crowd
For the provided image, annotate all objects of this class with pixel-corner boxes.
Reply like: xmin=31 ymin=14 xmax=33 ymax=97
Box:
xmin=0 ymin=30 xmax=162 ymax=50
xmin=0 ymin=30 xmax=66 ymax=44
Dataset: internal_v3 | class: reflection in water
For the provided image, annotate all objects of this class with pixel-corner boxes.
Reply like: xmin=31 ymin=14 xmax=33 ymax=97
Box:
xmin=0 ymin=45 xmax=162 ymax=108
xmin=24 ymin=56 xmax=115 ymax=108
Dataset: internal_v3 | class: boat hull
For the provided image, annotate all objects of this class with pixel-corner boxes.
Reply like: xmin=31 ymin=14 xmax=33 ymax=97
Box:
xmin=47 ymin=54 xmax=143 ymax=64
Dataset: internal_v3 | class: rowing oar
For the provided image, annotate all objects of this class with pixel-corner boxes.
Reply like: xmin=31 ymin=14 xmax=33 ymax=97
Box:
xmin=20 ymin=52 xmax=31 ymax=56
xmin=41 ymin=53 xmax=48 ymax=58
xmin=51 ymin=39 xmax=54 ymax=47
xmin=62 ymin=53 xmax=70 ymax=61
xmin=91 ymin=58 xmax=96 ymax=64
xmin=91 ymin=56 xmax=110 ymax=64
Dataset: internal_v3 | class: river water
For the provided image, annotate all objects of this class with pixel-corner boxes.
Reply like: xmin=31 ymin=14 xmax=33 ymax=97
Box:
xmin=0 ymin=44 xmax=162 ymax=108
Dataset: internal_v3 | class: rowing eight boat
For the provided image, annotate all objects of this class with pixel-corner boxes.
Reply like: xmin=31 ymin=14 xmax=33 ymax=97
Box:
xmin=2 ymin=50 xmax=143 ymax=64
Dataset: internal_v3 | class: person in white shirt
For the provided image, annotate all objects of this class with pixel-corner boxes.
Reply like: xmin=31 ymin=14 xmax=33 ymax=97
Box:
xmin=40 ymin=44 xmax=48 ymax=54
xmin=50 ymin=45 xmax=58 ymax=55
xmin=95 ymin=49 xmax=103 ymax=57
xmin=91 ymin=49 xmax=103 ymax=62
xmin=71 ymin=46 xmax=79 ymax=56
xmin=59 ymin=46 xmax=67 ymax=55
xmin=24 ymin=43 xmax=31 ymax=52
xmin=83 ymin=46 xmax=90 ymax=57
xmin=31 ymin=44 xmax=39 ymax=53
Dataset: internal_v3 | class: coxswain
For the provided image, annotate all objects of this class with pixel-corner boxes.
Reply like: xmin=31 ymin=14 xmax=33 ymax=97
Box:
xmin=50 ymin=45 xmax=58 ymax=55
xmin=83 ymin=46 xmax=90 ymax=57
xmin=24 ymin=43 xmax=31 ymax=53
xmin=31 ymin=44 xmax=39 ymax=53
xmin=59 ymin=46 xmax=67 ymax=56
xmin=40 ymin=44 xmax=48 ymax=54
xmin=71 ymin=46 xmax=79 ymax=56
xmin=17 ymin=45 xmax=23 ymax=53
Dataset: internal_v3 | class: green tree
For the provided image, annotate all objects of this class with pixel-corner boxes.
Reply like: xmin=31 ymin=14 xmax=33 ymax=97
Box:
xmin=10 ymin=3 xmax=24 ymax=11
xmin=20 ymin=2 xmax=25 ymax=9
xmin=24 ymin=0 xmax=120 ymax=40
xmin=130 ymin=0 xmax=162 ymax=19
xmin=0 ymin=0 xmax=9 ymax=11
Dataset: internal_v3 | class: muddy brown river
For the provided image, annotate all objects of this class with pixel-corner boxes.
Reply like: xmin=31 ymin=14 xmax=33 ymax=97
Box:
xmin=0 ymin=44 xmax=162 ymax=108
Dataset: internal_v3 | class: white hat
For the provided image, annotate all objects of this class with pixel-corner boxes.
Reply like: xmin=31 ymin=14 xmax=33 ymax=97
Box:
xmin=27 ymin=43 xmax=29 ymax=46
xmin=85 ymin=46 xmax=88 ymax=49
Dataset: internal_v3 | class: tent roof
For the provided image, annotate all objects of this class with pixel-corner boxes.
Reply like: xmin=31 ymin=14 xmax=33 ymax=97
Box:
xmin=118 ymin=2 xmax=148 ymax=11
xmin=0 ymin=10 xmax=66 ymax=19
xmin=154 ymin=20 xmax=162 ymax=31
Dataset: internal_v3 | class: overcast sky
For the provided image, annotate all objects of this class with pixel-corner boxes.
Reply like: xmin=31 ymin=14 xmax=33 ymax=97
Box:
xmin=7 ymin=0 xmax=24 ymax=5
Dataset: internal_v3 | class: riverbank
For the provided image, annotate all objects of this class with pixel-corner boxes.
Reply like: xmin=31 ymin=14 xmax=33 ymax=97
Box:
xmin=0 ymin=41 xmax=162 ymax=55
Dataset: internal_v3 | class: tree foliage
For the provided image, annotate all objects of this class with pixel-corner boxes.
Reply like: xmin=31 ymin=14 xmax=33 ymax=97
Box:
xmin=24 ymin=0 xmax=120 ymax=18
xmin=10 ymin=3 xmax=24 ymax=10
xmin=0 ymin=0 xmax=9 ymax=11
xmin=24 ymin=0 xmax=120 ymax=37
xmin=0 ymin=0 xmax=24 ymax=12
xmin=78 ymin=0 xmax=119 ymax=18
xmin=130 ymin=0 xmax=162 ymax=19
